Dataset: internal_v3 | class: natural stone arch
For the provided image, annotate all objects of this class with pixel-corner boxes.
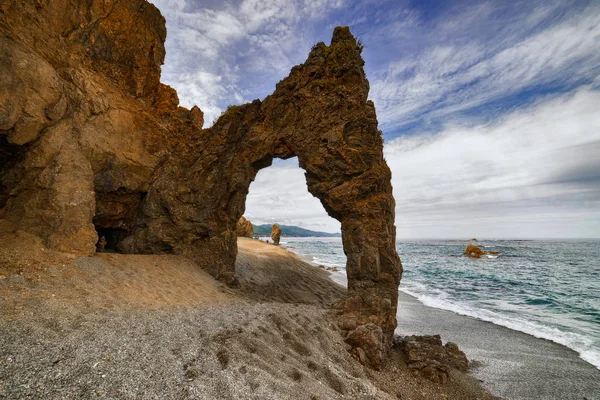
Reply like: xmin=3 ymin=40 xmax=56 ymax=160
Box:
xmin=0 ymin=0 xmax=401 ymax=368
xmin=123 ymin=27 xmax=402 ymax=368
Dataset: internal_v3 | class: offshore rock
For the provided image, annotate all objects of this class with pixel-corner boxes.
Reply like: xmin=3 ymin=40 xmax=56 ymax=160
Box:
xmin=271 ymin=224 xmax=282 ymax=245
xmin=464 ymin=244 xmax=500 ymax=258
xmin=0 ymin=2 xmax=402 ymax=369
xmin=464 ymin=244 xmax=485 ymax=258
xmin=236 ymin=217 xmax=253 ymax=237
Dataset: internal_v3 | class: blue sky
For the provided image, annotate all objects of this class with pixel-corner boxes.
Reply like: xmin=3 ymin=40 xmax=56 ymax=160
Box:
xmin=152 ymin=0 xmax=600 ymax=238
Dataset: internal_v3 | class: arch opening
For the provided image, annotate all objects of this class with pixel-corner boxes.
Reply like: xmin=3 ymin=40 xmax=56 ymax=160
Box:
xmin=244 ymin=157 xmax=341 ymax=236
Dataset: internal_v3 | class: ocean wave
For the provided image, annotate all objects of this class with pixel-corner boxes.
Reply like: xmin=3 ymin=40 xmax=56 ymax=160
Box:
xmin=399 ymin=287 xmax=600 ymax=370
xmin=311 ymin=256 xmax=345 ymax=269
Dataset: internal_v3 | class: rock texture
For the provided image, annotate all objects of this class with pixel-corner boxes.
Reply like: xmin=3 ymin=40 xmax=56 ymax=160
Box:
xmin=394 ymin=335 xmax=469 ymax=383
xmin=464 ymin=244 xmax=500 ymax=258
xmin=0 ymin=1 xmax=402 ymax=368
xmin=271 ymin=224 xmax=282 ymax=245
xmin=0 ymin=0 xmax=193 ymax=254
xmin=464 ymin=244 xmax=485 ymax=258
xmin=236 ymin=217 xmax=254 ymax=237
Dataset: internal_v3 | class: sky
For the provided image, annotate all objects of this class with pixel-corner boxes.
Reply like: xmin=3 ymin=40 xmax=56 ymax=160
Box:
xmin=151 ymin=0 xmax=600 ymax=238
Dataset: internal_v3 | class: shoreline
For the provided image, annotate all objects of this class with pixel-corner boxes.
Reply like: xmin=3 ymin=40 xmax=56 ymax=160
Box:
xmin=281 ymin=242 xmax=600 ymax=399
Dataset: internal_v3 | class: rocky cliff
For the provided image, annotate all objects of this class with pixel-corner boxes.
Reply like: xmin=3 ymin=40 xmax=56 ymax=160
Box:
xmin=0 ymin=0 xmax=198 ymax=254
xmin=236 ymin=217 xmax=253 ymax=238
xmin=0 ymin=1 xmax=402 ymax=369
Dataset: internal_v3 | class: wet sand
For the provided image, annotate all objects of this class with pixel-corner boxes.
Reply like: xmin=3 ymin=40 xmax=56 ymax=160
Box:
xmin=329 ymin=271 xmax=600 ymax=399
xmin=397 ymin=291 xmax=600 ymax=400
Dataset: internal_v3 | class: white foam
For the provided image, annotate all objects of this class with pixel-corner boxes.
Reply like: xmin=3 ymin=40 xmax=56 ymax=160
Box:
xmin=399 ymin=287 xmax=600 ymax=371
xmin=310 ymin=256 xmax=344 ymax=269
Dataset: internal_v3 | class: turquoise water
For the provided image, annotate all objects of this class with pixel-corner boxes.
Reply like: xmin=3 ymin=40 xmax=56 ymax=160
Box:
xmin=277 ymin=237 xmax=600 ymax=370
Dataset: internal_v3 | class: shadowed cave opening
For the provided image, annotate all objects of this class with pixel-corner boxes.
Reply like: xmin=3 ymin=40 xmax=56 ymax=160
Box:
xmin=0 ymin=135 xmax=25 ymax=210
xmin=92 ymin=191 xmax=148 ymax=253
xmin=96 ymin=228 xmax=127 ymax=252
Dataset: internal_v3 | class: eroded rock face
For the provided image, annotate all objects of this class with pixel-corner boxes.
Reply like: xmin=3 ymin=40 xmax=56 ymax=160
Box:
xmin=236 ymin=217 xmax=253 ymax=238
xmin=271 ymin=224 xmax=282 ymax=245
xmin=394 ymin=335 xmax=469 ymax=383
xmin=0 ymin=2 xmax=402 ymax=368
xmin=464 ymin=244 xmax=500 ymax=258
xmin=0 ymin=0 xmax=193 ymax=253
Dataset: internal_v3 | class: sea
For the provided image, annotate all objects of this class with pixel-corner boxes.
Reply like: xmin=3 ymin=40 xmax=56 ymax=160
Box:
xmin=274 ymin=237 xmax=600 ymax=371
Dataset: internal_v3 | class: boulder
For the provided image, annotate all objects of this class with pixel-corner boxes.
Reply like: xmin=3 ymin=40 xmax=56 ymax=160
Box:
xmin=236 ymin=216 xmax=253 ymax=237
xmin=394 ymin=335 xmax=469 ymax=383
xmin=271 ymin=224 xmax=282 ymax=245
xmin=464 ymin=244 xmax=501 ymax=258
xmin=464 ymin=244 xmax=485 ymax=258
xmin=345 ymin=323 xmax=385 ymax=370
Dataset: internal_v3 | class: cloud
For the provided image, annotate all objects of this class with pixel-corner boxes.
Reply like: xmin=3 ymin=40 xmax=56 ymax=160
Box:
xmin=244 ymin=159 xmax=342 ymax=233
xmin=384 ymin=87 xmax=600 ymax=238
xmin=149 ymin=1 xmax=600 ymax=238
xmin=152 ymin=0 xmax=344 ymax=123
xmin=368 ymin=1 xmax=600 ymax=133
xmin=244 ymin=88 xmax=600 ymax=238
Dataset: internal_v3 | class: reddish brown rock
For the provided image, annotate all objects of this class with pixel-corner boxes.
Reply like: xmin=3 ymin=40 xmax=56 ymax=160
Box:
xmin=0 ymin=2 xmax=402 ymax=369
xmin=271 ymin=224 xmax=282 ymax=245
xmin=236 ymin=217 xmax=253 ymax=238
xmin=394 ymin=335 xmax=469 ymax=383
xmin=0 ymin=0 xmax=193 ymax=254
xmin=464 ymin=244 xmax=500 ymax=258
xmin=345 ymin=323 xmax=385 ymax=370
xmin=464 ymin=244 xmax=485 ymax=258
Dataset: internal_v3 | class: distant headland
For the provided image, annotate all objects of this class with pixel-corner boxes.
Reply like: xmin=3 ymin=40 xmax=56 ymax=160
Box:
xmin=252 ymin=224 xmax=341 ymax=238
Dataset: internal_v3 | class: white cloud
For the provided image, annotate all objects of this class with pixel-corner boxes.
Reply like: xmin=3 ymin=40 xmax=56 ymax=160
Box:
xmin=148 ymin=1 xmax=600 ymax=238
xmin=369 ymin=2 xmax=600 ymax=131
xmin=244 ymin=159 xmax=341 ymax=233
xmin=152 ymin=0 xmax=344 ymax=124
xmin=244 ymin=88 xmax=600 ymax=238
xmin=385 ymin=87 xmax=600 ymax=238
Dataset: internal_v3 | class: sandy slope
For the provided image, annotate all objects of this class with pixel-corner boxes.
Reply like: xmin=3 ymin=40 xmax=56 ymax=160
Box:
xmin=0 ymin=233 xmax=495 ymax=399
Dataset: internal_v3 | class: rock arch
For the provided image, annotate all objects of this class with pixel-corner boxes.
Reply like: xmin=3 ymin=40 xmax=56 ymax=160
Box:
xmin=123 ymin=27 xmax=402 ymax=368
xmin=0 ymin=0 xmax=401 ymax=369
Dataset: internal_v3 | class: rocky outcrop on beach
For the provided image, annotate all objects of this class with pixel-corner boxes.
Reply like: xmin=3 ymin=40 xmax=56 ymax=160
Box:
xmin=236 ymin=217 xmax=254 ymax=237
xmin=271 ymin=224 xmax=282 ymax=245
xmin=394 ymin=335 xmax=469 ymax=383
xmin=464 ymin=244 xmax=500 ymax=258
xmin=0 ymin=0 xmax=401 ymax=368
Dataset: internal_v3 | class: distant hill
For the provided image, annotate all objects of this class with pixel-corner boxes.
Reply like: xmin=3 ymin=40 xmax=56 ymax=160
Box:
xmin=252 ymin=224 xmax=341 ymax=237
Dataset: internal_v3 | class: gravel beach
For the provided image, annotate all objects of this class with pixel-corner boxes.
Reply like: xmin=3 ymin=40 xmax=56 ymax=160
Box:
xmin=0 ymin=233 xmax=496 ymax=399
